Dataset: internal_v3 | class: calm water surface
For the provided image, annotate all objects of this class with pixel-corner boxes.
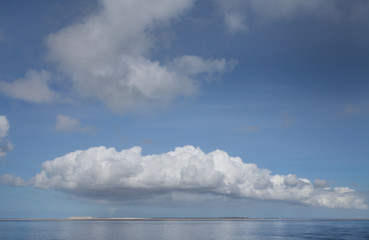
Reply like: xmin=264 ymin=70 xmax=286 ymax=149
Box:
xmin=0 ymin=219 xmax=368 ymax=240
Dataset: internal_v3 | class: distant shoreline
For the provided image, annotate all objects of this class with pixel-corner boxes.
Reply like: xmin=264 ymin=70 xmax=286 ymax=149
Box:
xmin=1 ymin=217 xmax=368 ymax=221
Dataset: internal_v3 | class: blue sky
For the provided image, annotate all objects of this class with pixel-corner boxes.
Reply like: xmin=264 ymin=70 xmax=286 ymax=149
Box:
xmin=1 ymin=0 xmax=369 ymax=219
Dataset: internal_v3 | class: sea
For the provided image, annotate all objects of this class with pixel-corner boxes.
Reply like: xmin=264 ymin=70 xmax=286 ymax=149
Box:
xmin=0 ymin=219 xmax=368 ymax=240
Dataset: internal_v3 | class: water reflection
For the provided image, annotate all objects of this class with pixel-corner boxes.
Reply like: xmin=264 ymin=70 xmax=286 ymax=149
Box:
xmin=1 ymin=219 xmax=369 ymax=240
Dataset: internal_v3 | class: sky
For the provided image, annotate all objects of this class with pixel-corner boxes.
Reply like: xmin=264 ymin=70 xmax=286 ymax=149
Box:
xmin=1 ymin=0 xmax=369 ymax=219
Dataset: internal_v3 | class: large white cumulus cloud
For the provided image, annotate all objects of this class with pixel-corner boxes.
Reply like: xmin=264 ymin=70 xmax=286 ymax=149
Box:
xmin=4 ymin=145 xmax=366 ymax=210
xmin=46 ymin=0 xmax=232 ymax=113
xmin=0 ymin=115 xmax=13 ymax=157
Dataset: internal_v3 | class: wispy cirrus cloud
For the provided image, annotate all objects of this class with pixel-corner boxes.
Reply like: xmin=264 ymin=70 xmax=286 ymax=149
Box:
xmin=215 ymin=0 xmax=369 ymax=33
xmin=1 ymin=145 xmax=366 ymax=210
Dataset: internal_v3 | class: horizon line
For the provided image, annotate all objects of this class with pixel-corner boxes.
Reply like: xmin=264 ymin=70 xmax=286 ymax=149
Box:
xmin=1 ymin=217 xmax=368 ymax=221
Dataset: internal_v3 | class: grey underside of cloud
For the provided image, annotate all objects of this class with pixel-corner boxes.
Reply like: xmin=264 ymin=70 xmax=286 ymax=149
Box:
xmin=1 ymin=145 xmax=367 ymax=210
xmin=0 ymin=115 xmax=13 ymax=157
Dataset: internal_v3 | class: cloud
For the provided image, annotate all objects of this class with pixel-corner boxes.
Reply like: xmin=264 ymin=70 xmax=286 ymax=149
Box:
xmin=0 ymin=174 xmax=26 ymax=187
xmin=215 ymin=0 xmax=249 ymax=33
xmin=0 ymin=116 xmax=9 ymax=139
xmin=46 ymin=0 xmax=233 ymax=113
xmin=55 ymin=115 xmax=94 ymax=132
xmin=215 ymin=0 xmax=369 ymax=33
xmin=341 ymin=104 xmax=369 ymax=116
xmin=215 ymin=0 xmax=247 ymax=33
xmin=0 ymin=70 xmax=57 ymax=103
xmin=0 ymin=143 xmax=13 ymax=158
xmin=314 ymin=179 xmax=329 ymax=189
xmin=2 ymin=145 xmax=367 ymax=210
xmin=168 ymin=55 xmax=233 ymax=77
xmin=0 ymin=115 xmax=13 ymax=157
xmin=224 ymin=12 xmax=248 ymax=33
